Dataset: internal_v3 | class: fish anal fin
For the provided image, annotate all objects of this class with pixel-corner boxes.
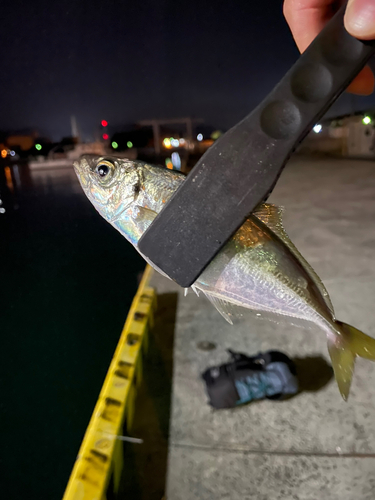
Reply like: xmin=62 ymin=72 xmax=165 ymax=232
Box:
xmin=203 ymin=292 xmax=235 ymax=325
xmin=254 ymin=203 xmax=335 ymax=316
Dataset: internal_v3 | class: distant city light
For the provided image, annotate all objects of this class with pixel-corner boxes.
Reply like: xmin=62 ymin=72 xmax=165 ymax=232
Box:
xmin=197 ymin=133 xmax=203 ymax=141
xmin=179 ymin=138 xmax=186 ymax=145
xmin=165 ymin=157 xmax=173 ymax=169
xmin=35 ymin=144 xmax=42 ymax=151
xmin=211 ymin=130 xmax=222 ymax=140
xmin=101 ymin=120 xmax=108 ymax=127
xmin=102 ymin=133 xmax=109 ymax=140
xmin=163 ymin=138 xmax=171 ymax=148
xmin=10 ymin=150 xmax=15 ymax=156
xmin=363 ymin=116 xmax=372 ymax=125
xmin=112 ymin=141 xmax=118 ymax=149
xmin=171 ymin=138 xmax=179 ymax=148
xmin=313 ymin=124 xmax=322 ymax=134
xmin=1 ymin=149 xmax=7 ymax=158
xmin=171 ymin=152 xmax=181 ymax=170
xmin=127 ymin=141 xmax=133 ymax=148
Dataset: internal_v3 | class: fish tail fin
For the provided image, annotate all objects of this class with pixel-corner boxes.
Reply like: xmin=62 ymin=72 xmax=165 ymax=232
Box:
xmin=328 ymin=320 xmax=375 ymax=401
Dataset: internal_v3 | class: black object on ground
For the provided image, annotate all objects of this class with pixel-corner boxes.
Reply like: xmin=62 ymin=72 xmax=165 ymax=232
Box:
xmin=201 ymin=350 xmax=298 ymax=409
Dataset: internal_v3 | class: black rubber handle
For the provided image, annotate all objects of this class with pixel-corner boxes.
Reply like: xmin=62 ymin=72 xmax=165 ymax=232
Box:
xmin=139 ymin=3 xmax=375 ymax=288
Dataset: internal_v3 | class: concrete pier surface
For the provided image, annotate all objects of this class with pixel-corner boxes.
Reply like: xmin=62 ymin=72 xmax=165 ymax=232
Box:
xmin=150 ymin=158 xmax=375 ymax=500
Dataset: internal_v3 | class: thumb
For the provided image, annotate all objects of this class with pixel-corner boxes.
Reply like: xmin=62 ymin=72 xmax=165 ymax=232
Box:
xmin=344 ymin=0 xmax=375 ymax=39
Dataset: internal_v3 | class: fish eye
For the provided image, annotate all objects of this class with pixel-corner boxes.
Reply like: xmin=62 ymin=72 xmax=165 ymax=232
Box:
xmin=95 ymin=160 xmax=114 ymax=181
xmin=98 ymin=164 xmax=109 ymax=177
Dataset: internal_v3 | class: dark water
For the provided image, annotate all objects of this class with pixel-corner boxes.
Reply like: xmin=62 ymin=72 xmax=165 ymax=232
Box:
xmin=0 ymin=163 xmax=145 ymax=499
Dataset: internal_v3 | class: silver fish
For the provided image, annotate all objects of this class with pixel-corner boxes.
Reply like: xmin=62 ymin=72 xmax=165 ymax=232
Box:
xmin=74 ymin=155 xmax=375 ymax=400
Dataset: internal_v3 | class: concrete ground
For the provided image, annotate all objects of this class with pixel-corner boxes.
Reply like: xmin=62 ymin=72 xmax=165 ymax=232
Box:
xmin=150 ymin=157 xmax=375 ymax=500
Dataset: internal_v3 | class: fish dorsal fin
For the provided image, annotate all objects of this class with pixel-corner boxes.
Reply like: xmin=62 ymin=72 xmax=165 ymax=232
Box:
xmin=253 ymin=203 xmax=335 ymax=316
xmin=131 ymin=205 xmax=157 ymax=234
xmin=253 ymin=203 xmax=285 ymax=235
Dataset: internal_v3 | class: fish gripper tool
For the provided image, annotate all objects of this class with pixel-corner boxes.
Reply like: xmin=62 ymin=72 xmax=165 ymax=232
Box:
xmin=139 ymin=2 xmax=375 ymax=287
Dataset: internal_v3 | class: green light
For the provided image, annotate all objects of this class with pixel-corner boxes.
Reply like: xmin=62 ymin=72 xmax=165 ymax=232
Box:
xmin=363 ymin=116 xmax=372 ymax=125
xmin=127 ymin=141 xmax=133 ymax=148
xmin=112 ymin=141 xmax=118 ymax=149
xmin=35 ymin=144 xmax=42 ymax=151
xmin=211 ymin=130 xmax=222 ymax=140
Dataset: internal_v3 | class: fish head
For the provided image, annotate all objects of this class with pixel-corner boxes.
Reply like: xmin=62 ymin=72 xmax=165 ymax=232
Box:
xmin=73 ymin=155 xmax=141 ymax=222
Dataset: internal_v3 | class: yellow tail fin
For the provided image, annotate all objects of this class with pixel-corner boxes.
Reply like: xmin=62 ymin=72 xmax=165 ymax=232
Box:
xmin=328 ymin=321 xmax=375 ymax=401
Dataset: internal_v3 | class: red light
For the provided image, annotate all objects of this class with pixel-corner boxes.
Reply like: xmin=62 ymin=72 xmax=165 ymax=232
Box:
xmin=101 ymin=120 xmax=108 ymax=127
xmin=102 ymin=133 xmax=109 ymax=140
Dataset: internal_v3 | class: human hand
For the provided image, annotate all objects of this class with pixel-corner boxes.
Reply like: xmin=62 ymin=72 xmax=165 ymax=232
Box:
xmin=283 ymin=0 xmax=375 ymax=95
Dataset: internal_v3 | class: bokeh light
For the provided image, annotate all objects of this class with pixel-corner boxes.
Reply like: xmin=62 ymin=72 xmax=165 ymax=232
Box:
xmin=313 ymin=124 xmax=322 ymax=134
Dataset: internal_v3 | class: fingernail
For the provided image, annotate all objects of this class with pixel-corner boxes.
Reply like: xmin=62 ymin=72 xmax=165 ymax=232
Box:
xmin=345 ymin=0 xmax=375 ymax=39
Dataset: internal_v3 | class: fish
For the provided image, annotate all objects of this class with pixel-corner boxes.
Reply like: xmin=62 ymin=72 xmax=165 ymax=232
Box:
xmin=73 ymin=154 xmax=375 ymax=400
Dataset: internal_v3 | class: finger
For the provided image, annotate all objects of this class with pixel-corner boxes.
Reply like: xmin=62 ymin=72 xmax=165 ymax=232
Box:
xmin=347 ymin=65 xmax=375 ymax=95
xmin=344 ymin=0 xmax=375 ymax=39
xmin=283 ymin=0 xmax=374 ymax=95
xmin=283 ymin=0 xmax=344 ymax=52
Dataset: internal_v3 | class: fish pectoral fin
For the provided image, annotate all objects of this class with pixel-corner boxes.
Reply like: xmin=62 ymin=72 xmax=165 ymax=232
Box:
xmin=254 ymin=203 xmax=335 ymax=316
xmin=202 ymin=292 xmax=235 ymax=325
xmin=131 ymin=205 xmax=158 ymax=233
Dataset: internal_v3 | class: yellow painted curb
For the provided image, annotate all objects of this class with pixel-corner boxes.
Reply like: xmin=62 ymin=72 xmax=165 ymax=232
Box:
xmin=63 ymin=265 xmax=155 ymax=500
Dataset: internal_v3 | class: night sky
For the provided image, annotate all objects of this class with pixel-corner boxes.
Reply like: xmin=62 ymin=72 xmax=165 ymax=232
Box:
xmin=2 ymin=0 xmax=375 ymax=140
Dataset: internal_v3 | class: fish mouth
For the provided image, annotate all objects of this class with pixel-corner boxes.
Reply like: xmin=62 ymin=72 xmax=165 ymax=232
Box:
xmin=72 ymin=161 xmax=81 ymax=179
